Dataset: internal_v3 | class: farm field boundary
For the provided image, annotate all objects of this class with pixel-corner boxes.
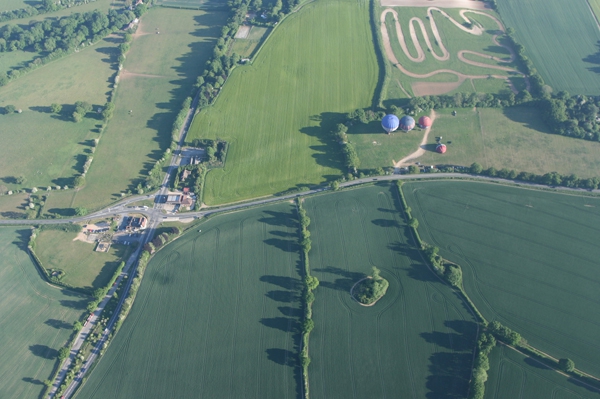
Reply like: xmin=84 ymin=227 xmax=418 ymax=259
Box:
xmin=403 ymin=180 xmax=600 ymax=377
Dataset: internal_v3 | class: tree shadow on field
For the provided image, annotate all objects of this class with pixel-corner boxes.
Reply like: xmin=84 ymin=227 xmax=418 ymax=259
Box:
xmin=260 ymin=316 xmax=298 ymax=332
xmin=371 ymin=218 xmax=400 ymax=228
xmin=29 ymin=344 xmax=59 ymax=360
xmin=260 ymin=275 xmax=301 ymax=291
xmin=44 ymin=319 xmax=72 ymax=329
xmin=422 ymin=320 xmax=478 ymax=399
xmin=501 ymin=106 xmax=551 ymax=133
xmin=259 ymin=209 xmax=298 ymax=228
xmin=583 ymin=40 xmax=600 ymax=74
xmin=22 ymin=377 xmax=44 ymax=386
xmin=264 ymin=238 xmax=300 ymax=253
xmin=312 ymin=266 xmax=364 ymax=292
xmin=266 ymin=348 xmax=297 ymax=367
xmin=523 ymin=356 xmax=551 ymax=370
xmin=387 ymin=241 xmax=436 ymax=282
xmin=299 ymin=112 xmax=347 ymax=176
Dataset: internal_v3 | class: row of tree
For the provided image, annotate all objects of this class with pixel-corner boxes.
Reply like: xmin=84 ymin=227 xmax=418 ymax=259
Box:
xmin=469 ymin=333 xmax=496 ymax=399
xmin=0 ymin=0 xmax=87 ymax=23
xmin=405 ymin=89 xmax=532 ymax=114
xmin=0 ymin=9 xmax=135 ymax=53
xmin=468 ymin=162 xmax=600 ymax=190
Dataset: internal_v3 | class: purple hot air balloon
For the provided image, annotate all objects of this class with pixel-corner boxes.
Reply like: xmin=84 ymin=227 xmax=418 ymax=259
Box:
xmin=399 ymin=115 xmax=415 ymax=132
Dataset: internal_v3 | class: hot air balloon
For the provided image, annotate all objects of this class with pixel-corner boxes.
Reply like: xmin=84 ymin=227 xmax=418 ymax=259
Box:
xmin=436 ymin=143 xmax=447 ymax=154
xmin=381 ymin=114 xmax=399 ymax=134
xmin=418 ymin=116 xmax=432 ymax=129
xmin=399 ymin=115 xmax=415 ymax=132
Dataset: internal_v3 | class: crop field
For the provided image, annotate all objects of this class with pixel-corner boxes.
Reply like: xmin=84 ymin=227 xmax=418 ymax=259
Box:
xmin=590 ymin=0 xmax=600 ymax=22
xmin=76 ymin=203 xmax=302 ymax=398
xmin=45 ymin=7 xmax=227 ymax=211
xmin=304 ymin=184 xmax=478 ymax=398
xmin=35 ymin=229 xmax=133 ymax=291
xmin=0 ymin=227 xmax=87 ymax=398
xmin=0 ymin=0 xmax=29 ymax=11
xmin=484 ymin=345 xmax=598 ymax=399
xmin=380 ymin=5 xmax=524 ymax=97
xmin=414 ymin=107 xmax=600 ymax=178
xmin=403 ymin=180 xmax=600 ymax=377
xmin=187 ymin=0 xmax=378 ymax=205
xmin=0 ymin=35 xmax=119 ymax=193
xmin=496 ymin=0 xmax=600 ymax=94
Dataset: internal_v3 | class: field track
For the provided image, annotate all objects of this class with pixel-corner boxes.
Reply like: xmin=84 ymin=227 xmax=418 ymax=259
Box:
xmin=380 ymin=7 xmax=529 ymax=92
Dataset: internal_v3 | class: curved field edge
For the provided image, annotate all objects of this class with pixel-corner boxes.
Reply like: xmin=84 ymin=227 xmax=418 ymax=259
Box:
xmin=187 ymin=0 xmax=378 ymax=206
xmin=402 ymin=179 xmax=600 ymax=377
xmin=0 ymin=227 xmax=87 ymax=398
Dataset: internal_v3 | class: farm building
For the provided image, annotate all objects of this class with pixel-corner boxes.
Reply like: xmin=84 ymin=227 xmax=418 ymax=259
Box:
xmin=125 ymin=216 xmax=147 ymax=232
xmin=419 ymin=116 xmax=432 ymax=129
xmin=181 ymin=169 xmax=191 ymax=181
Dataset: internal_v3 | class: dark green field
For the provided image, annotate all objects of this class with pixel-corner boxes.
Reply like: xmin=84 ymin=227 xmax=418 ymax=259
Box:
xmin=403 ymin=181 xmax=600 ymax=377
xmin=304 ymin=184 xmax=478 ymax=398
xmin=485 ymin=345 xmax=598 ymax=398
xmin=76 ymin=203 xmax=302 ymax=398
xmin=0 ymin=227 xmax=86 ymax=399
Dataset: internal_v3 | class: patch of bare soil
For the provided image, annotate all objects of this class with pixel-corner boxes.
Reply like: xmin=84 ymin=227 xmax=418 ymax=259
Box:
xmin=411 ymin=78 xmax=465 ymax=96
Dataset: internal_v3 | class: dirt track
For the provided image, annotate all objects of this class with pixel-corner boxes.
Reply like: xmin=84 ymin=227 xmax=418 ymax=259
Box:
xmin=380 ymin=6 xmax=530 ymax=94
xmin=393 ymin=109 xmax=437 ymax=168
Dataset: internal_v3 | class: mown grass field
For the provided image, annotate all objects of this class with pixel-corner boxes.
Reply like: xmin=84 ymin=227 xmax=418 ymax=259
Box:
xmin=415 ymin=107 xmax=600 ymax=178
xmin=0 ymin=0 xmax=30 ymax=11
xmin=0 ymin=35 xmax=120 ymax=192
xmin=35 ymin=229 xmax=132 ymax=291
xmin=187 ymin=0 xmax=378 ymax=205
xmin=496 ymin=0 xmax=600 ymax=94
xmin=304 ymin=184 xmax=478 ymax=398
xmin=382 ymin=6 xmax=521 ymax=97
xmin=0 ymin=227 xmax=87 ymax=398
xmin=77 ymin=203 xmax=302 ymax=398
xmin=45 ymin=7 xmax=227 ymax=211
xmin=484 ymin=345 xmax=598 ymax=399
xmin=403 ymin=180 xmax=600 ymax=377
xmin=589 ymin=0 xmax=600 ymax=22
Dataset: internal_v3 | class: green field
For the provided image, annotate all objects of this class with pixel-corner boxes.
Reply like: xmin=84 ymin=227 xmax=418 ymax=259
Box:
xmin=485 ymin=345 xmax=598 ymax=399
xmin=0 ymin=227 xmax=87 ymax=398
xmin=0 ymin=35 xmax=120 ymax=193
xmin=44 ymin=7 xmax=227 ymax=211
xmin=403 ymin=180 xmax=600 ymax=377
xmin=35 ymin=229 xmax=132 ymax=291
xmin=414 ymin=107 xmax=600 ymax=178
xmin=231 ymin=26 xmax=271 ymax=58
xmin=496 ymin=0 xmax=600 ymax=94
xmin=304 ymin=184 xmax=478 ymax=398
xmin=76 ymin=203 xmax=302 ymax=398
xmin=187 ymin=0 xmax=378 ymax=205
xmin=0 ymin=0 xmax=30 ymax=11
xmin=381 ymin=6 xmax=522 ymax=97
xmin=589 ymin=0 xmax=600 ymax=22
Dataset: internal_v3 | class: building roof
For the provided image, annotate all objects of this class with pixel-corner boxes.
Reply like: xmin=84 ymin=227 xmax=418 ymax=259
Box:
xmin=167 ymin=194 xmax=182 ymax=203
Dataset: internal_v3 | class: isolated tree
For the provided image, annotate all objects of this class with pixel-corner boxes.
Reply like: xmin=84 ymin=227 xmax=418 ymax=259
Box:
xmin=4 ymin=104 xmax=15 ymax=114
xmin=16 ymin=175 xmax=26 ymax=184
xmin=408 ymin=218 xmax=419 ymax=229
xmin=72 ymin=111 xmax=83 ymax=123
xmin=305 ymin=276 xmax=319 ymax=291
xmin=408 ymin=165 xmax=419 ymax=174
xmin=58 ymin=347 xmax=70 ymax=361
xmin=73 ymin=176 xmax=85 ymax=188
xmin=470 ymin=162 xmax=483 ymax=174
xmin=445 ymin=265 xmax=462 ymax=287
xmin=330 ymin=181 xmax=340 ymax=191
xmin=73 ymin=321 xmax=83 ymax=332
xmin=559 ymin=358 xmax=575 ymax=373
xmin=50 ymin=103 xmax=62 ymax=114
xmin=75 ymin=207 xmax=88 ymax=216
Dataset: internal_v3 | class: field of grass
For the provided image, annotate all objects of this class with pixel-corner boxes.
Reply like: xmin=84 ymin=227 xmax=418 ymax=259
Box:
xmin=589 ymin=0 xmax=600 ymax=22
xmin=349 ymin=118 xmax=424 ymax=169
xmin=304 ymin=184 xmax=478 ymax=398
xmin=187 ymin=0 xmax=378 ymax=205
xmin=414 ymin=107 xmax=600 ymax=178
xmin=76 ymin=202 xmax=302 ymax=398
xmin=35 ymin=229 xmax=133 ymax=291
xmin=0 ymin=0 xmax=30 ymax=11
xmin=0 ymin=35 xmax=120 ymax=193
xmin=44 ymin=7 xmax=227 ymax=212
xmin=0 ymin=0 xmax=118 ymax=29
xmin=381 ymin=5 xmax=521 ymax=97
xmin=403 ymin=180 xmax=600 ymax=377
xmin=485 ymin=345 xmax=598 ymax=399
xmin=231 ymin=26 xmax=270 ymax=58
xmin=0 ymin=227 xmax=87 ymax=398
xmin=496 ymin=0 xmax=600 ymax=94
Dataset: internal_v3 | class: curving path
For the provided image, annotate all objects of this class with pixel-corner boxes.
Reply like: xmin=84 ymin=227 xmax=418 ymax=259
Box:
xmin=393 ymin=110 xmax=437 ymax=168
xmin=380 ymin=7 xmax=530 ymax=93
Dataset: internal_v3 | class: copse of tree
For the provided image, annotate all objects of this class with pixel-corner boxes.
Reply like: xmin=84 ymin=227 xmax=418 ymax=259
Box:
xmin=0 ymin=9 xmax=135 ymax=54
xmin=559 ymin=358 xmax=575 ymax=373
xmin=0 ymin=0 xmax=90 ymax=24
xmin=539 ymin=92 xmax=600 ymax=141
xmin=50 ymin=103 xmax=62 ymax=114
xmin=488 ymin=321 xmax=522 ymax=346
